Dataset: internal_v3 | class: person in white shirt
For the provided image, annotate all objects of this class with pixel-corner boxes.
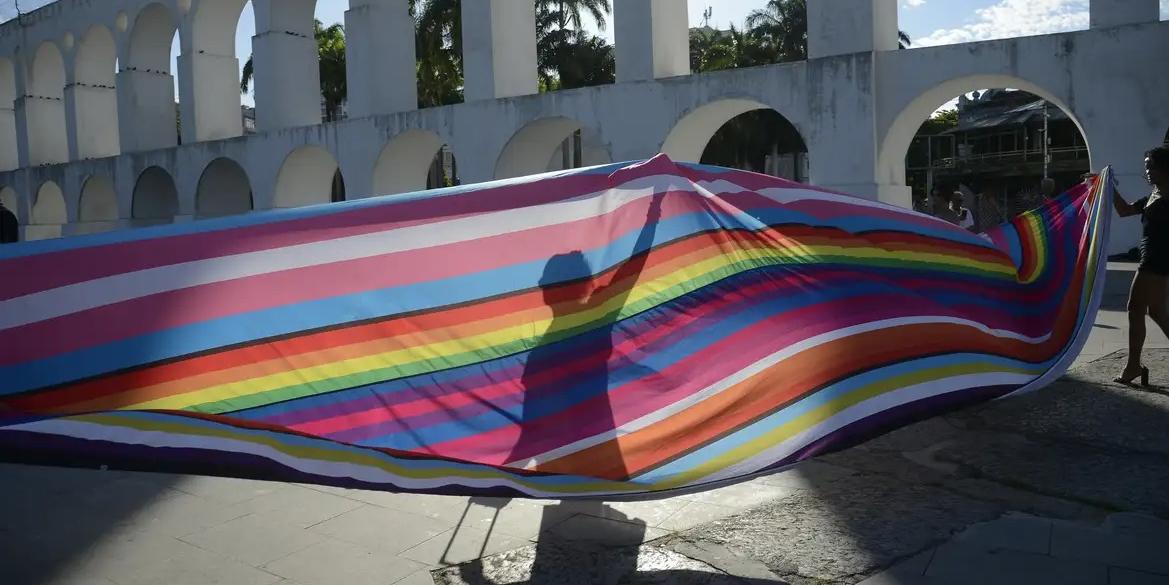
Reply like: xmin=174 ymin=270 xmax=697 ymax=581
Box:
xmin=949 ymin=191 xmax=975 ymax=231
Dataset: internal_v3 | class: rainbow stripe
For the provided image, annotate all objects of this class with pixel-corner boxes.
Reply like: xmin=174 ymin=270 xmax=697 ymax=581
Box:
xmin=0 ymin=155 xmax=1111 ymax=499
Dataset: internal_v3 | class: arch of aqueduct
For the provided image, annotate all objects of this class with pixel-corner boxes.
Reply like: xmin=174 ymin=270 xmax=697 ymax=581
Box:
xmin=0 ymin=0 xmax=1165 ymax=253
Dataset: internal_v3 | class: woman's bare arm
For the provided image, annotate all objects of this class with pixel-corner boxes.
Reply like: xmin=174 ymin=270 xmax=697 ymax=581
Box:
xmin=1113 ymin=192 xmax=1141 ymax=217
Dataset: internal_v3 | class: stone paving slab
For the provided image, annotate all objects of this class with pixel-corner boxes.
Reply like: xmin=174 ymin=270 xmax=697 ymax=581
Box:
xmin=1050 ymin=519 xmax=1169 ymax=576
xmin=951 ymin=513 xmax=1052 ymax=555
xmin=1110 ymin=568 xmax=1169 ymax=585
xmin=262 ymin=538 xmax=426 ymax=585
xmin=925 ymin=542 xmax=1108 ymax=585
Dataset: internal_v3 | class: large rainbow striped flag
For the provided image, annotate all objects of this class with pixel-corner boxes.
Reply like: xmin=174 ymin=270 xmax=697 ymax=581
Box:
xmin=0 ymin=155 xmax=1111 ymax=500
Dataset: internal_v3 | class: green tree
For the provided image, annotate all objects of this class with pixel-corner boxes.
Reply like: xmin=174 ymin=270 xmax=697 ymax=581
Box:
xmin=539 ymin=30 xmax=615 ymax=90
xmin=918 ymin=108 xmax=958 ymax=134
xmin=412 ymin=0 xmax=464 ymax=108
xmin=743 ymin=0 xmax=912 ymax=65
xmin=536 ymin=0 xmax=613 ymax=89
xmin=239 ymin=20 xmax=348 ymax=122
xmin=690 ymin=25 xmax=772 ymax=73
xmin=316 ymin=22 xmax=348 ymax=122
xmin=411 ymin=0 xmax=614 ymax=104
xmin=745 ymin=0 xmax=807 ymax=62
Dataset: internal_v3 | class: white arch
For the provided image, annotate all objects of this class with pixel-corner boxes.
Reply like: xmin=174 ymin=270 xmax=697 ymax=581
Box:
xmin=132 ymin=166 xmax=178 ymax=226
xmin=74 ymin=25 xmax=121 ymax=159
xmin=372 ymin=130 xmax=445 ymax=196
xmin=122 ymin=3 xmax=180 ymax=152
xmin=0 ymin=186 xmax=16 ymax=212
xmin=877 ymin=75 xmax=1091 ymax=188
xmin=262 ymin=0 xmax=319 ymax=37
xmin=0 ymin=57 xmax=17 ymax=170
xmin=184 ymin=0 xmax=251 ymax=141
xmin=661 ymin=99 xmax=778 ymax=163
xmin=196 ymin=157 xmax=253 ymax=218
xmin=29 ymin=181 xmax=66 ymax=240
xmin=273 ymin=145 xmax=342 ymax=208
xmin=494 ymin=117 xmax=611 ymax=180
xmin=127 ymin=3 xmax=177 ymax=72
xmin=190 ymin=0 xmax=252 ymax=54
xmin=27 ymin=42 xmax=68 ymax=165
xmin=76 ymin=175 xmax=119 ymax=234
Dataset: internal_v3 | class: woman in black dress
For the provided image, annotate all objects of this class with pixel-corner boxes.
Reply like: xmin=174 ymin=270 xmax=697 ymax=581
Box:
xmin=1112 ymin=146 xmax=1169 ymax=385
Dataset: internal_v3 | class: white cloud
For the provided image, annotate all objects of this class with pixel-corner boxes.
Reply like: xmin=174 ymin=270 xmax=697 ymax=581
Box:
xmin=915 ymin=0 xmax=1089 ymax=47
xmin=903 ymin=0 xmax=927 ymax=8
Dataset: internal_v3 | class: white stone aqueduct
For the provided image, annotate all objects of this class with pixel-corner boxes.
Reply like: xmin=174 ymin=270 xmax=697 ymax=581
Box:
xmin=0 ymin=0 xmax=1165 ymax=253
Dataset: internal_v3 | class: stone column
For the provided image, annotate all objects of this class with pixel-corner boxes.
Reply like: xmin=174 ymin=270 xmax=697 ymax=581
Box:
xmin=615 ymin=0 xmax=690 ymax=83
xmin=13 ymin=94 xmax=30 ymax=168
xmin=67 ymin=82 xmax=121 ymax=159
xmin=461 ymin=0 xmax=538 ymax=102
xmin=250 ymin=32 xmax=320 ymax=130
xmin=808 ymin=0 xmax=899 ymax=59
xmin=802 ymin=0 xmax=906 ymax=205
xmin=251 ymin=0 xmax=322 ymax=131
xmin=0 ymin=91 xmax=18 ymax=170
xmin=16 ymin=94 xmax=68 ymax=165
xmin=117 ymin=69 xmax=179 ymax=152
xmin=346 ymin=0 xmax=417 ymax=117
xmin=1082 ymin=118 xmax=1163 ymax=255
xmin=61 ymin=78 xmax=81 ymax=161
xmin=177 ymin=53 xmax=243 ymax=142
xmin=1090 ymin=0 xmax=1159 ymax=29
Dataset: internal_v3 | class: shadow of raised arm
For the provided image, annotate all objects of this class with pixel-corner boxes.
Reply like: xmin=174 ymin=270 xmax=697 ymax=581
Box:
xmin=588 ymin=194 xmax=665 ymax=310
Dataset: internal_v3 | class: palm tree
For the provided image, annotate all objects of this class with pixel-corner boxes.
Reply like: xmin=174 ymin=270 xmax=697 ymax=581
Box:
xmin=536 ymin=0 xmax=612 ymax=89
xmin=540 ymin=0 xmax=609 ymax=32
xmin=745 ymin=0 xmax=912 ymax=63
xmin=690 ymin=25 xmax=773 ymax=73
xmin=239 ymin=20 xmax=348 ymax=122
xmin=316 ymin=22 xmax=347 ymax=121
xmin=539 ymin=29 xmax=614 ymax=90
xmin=412 ymin=0 xmax=463 ymax=107
xmin=690 ymin=26 xmax=735 ymax=73
xmin=411 ymin=0 xmax=615 ymax=101
xmin=745 ymin=0 xmax=807 ymax=62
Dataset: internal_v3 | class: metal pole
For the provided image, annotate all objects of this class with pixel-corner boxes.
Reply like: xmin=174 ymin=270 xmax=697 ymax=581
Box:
xmin=925 ymin=136 xmax=934 ymax=201
xmin=1042 ymin=101 xmax=1050 ymax=180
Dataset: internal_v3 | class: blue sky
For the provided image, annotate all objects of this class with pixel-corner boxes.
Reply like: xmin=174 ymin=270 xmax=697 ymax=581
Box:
xmin=3 ymin=0 xmax=1167 ymax=106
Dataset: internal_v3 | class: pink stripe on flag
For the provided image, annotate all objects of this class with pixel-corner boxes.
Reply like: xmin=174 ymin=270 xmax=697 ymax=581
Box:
xmin=0 ymin=173 xmax=614 ymax=301
xmin=0 ymin=191 xmax=713 ymax=365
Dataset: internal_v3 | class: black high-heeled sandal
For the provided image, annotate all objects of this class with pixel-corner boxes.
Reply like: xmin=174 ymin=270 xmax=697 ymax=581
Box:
xmin=1113 ymin=366 xmax=1149 ymax=387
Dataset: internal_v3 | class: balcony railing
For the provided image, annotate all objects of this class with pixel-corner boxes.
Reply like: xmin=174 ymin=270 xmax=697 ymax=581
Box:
xmin=907 ymin=145 xmax=1090 ymax=172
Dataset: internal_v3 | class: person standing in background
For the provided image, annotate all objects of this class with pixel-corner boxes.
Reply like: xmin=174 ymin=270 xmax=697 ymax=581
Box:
xmin=1040 ymin=177 xmax=1058 ymax=200
xmin=950 ymin=192 xmax=975 ymax=230
xmin=930 ymin=188 xmax=957 ymax=224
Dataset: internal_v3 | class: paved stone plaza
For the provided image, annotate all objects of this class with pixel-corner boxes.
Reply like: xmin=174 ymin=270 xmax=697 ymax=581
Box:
xmin=3 ymin=264 xmax=1167 ymax=585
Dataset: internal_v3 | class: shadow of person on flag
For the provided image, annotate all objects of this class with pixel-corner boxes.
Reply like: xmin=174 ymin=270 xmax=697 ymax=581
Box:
xmin=505 ymin=193 xmax=664 ymax=581
xmin=508 ymin=192 xmax=664 ymax=480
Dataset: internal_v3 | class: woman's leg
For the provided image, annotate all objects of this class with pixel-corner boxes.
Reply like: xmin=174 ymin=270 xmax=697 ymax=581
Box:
xmin=1145 ymin=272 xmax=1169 ymax=339
xmin=1121 ymin=272 xmax=1153 ymax=378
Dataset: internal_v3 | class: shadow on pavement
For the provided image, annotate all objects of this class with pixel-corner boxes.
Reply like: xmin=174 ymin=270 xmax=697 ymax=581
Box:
xmin=655 ymin=348 xmax=1169 ymax=584
xmin=0 ymin=465 xmax=181 ymax=585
